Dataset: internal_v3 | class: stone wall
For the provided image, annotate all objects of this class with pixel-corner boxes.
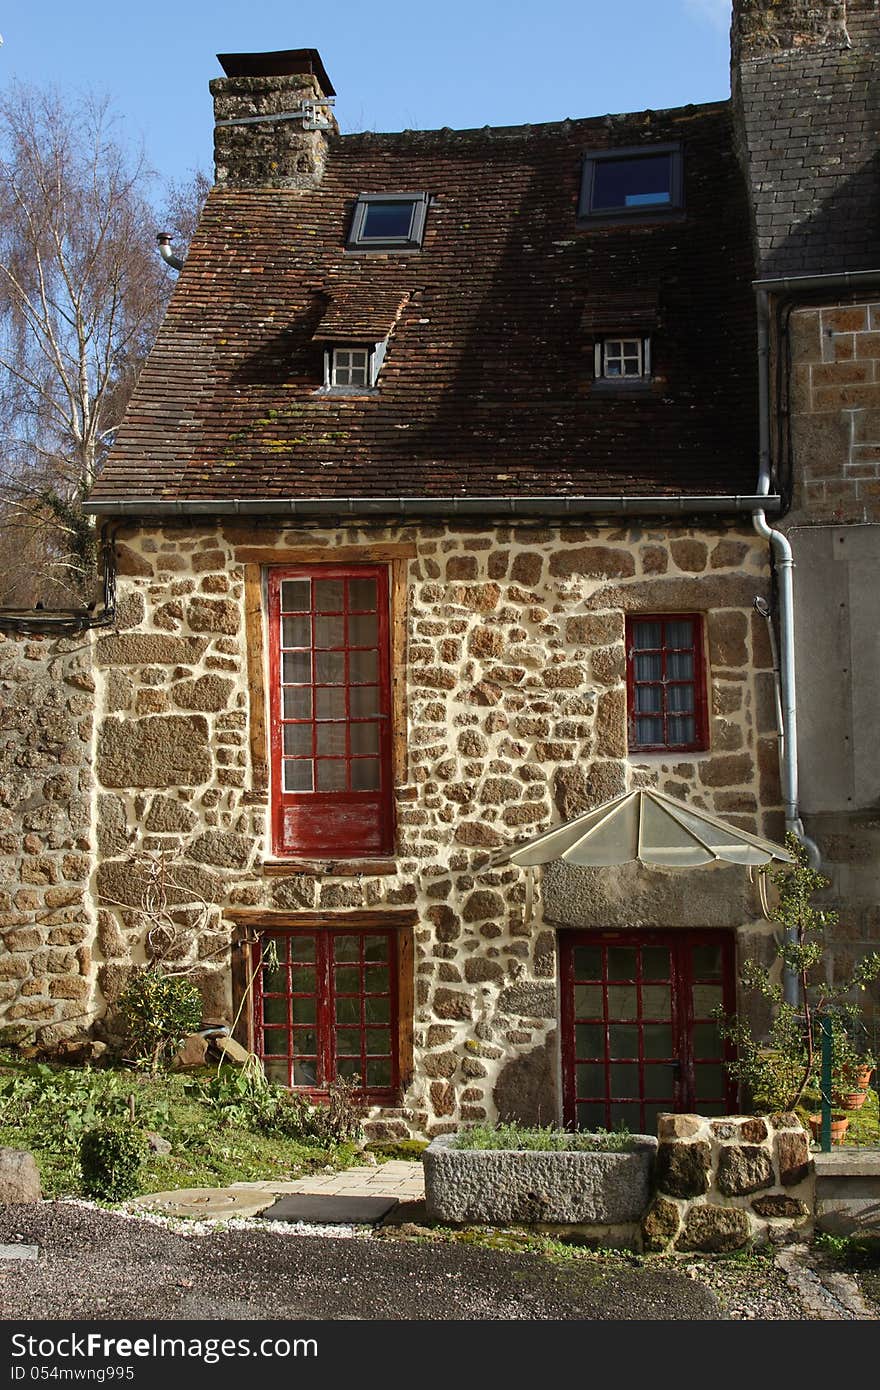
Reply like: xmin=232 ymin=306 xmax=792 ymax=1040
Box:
xmin=0 ymin=632 xmax=97 ymax=1045
xmin=83 ymin=518 xmax=778 ymax=1134
xmin=642 ymin=1112 xmax=813 ymax=1251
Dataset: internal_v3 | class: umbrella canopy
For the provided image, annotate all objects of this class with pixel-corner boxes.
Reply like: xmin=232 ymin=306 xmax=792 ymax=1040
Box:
xmin=489 ymin=788 xmax=794 ymax=870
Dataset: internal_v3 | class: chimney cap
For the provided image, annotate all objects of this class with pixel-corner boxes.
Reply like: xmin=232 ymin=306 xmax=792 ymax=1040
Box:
xmin=216 ymin=48 xmax=336 ymax=96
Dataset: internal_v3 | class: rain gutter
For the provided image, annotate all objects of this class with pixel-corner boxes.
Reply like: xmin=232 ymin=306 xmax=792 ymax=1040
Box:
xmin=83 ymin=493 xmax=781 ymax=519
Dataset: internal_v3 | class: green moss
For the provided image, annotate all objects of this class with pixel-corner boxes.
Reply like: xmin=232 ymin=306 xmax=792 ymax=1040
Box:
xmin=363 ymin=1139 xmax=428 ymax=1161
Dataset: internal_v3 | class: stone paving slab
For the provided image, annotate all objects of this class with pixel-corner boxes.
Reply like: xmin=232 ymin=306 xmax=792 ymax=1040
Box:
xmin=135 ymin=1161 xmax=425 ymax=1222
xmin=0 ymin=1244 xmax=39 ymax=1261
xmin=258 ymin=1194 xmax=399 ymax=1225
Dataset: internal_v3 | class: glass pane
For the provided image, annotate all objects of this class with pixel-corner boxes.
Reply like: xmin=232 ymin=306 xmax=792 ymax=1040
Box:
xmin=263 ymin=1029 xmax=287 ymax=1056
xmin=365 ymin=995 xmax=390 ymax=1023
xmin=336 ymin=996 xmax=361 ymax=1025
xmin=694 ymin=1064 xmax=726 ymax=1102
xmin=291 ymin=1029 xmax=316 ymax=1056
xmin=335 ymin=1029 xmax=362 ymax=1055
xmin=643 ymin=1024 xmax=673 ymax=1058
xmin=693 ymin=1022 xmax=722 ymax=1058
xmin=666 ymin=620 xmax=694 ymax=648
xmin=574 ymin=984 xmax=603 ymax=1017
xmin=349 ymin=613 xmax=378 ymax=646
xmin=291 ymin=996 xmax=316 ymax=1025
xmin=577 ymin=1103 xmax=606 ymax=1131
xmin=635 ymin=685 xmax=663 ymax=712
xmin=576 ymin=1023 xmax=604 ymax=1058
xmin=667 ymin=652 xmax=694 ymax=681
xmin=366 ymin=1027 xmax=391 ymax=1054
xmin=334 ymin=935 xmax=360 ymax=962
xmin=283 ymin=760 xmax=313 ymax=792
xmin=315 ymin=615 xmax=344 ymax=648
xmin=606 ymin=984 xmax=637 ymax=1021
xmin=283 ymin=724 xmax=312 ymax=756
xmin=641 ymin=947 xmax=670 ymax=980
xmin=351 ymin=723 xmax=379 ymax=755
xmin=610 ymin=1102 xmax=641 ymax=1128
xmin=643 ymin=1103 xmax=664 ymax=1135
xmin=635 ymin=716 xmax=664 ymax=744
xmin=293 ymin=1059 xmax=318 ymax=1086
xmin=692 ymin=984 xmax=724 ymax=1017
xmin=351 ymin=759 xmax=380 ymax=791
xmin=634 ymin=652 xmax=662 ymax=681
xmin=282 ymin=615 xmax=310 ymax=648
xmin=314 ymin=579 xmax=343 ymax=612
xmin=609 ymin=1025 xmax=638 ymax=1059
xmin=573 ymin=946 xmax=602 ymax=978
xmin=316 ymin=687 xmax=346 ymax=719
xmin=632 ymin=622 xmax=661 ymax=649
xmin=349 ymin=650 xmax=378 ymax=683
xmin=283 ymin=651 xmax=311 ymax=684
xmin=315 ymin=652 xmax=345 ymax=684
xmin=692 ymin=945 xmax=723 ymax=980
xmin=262 ymin=965 xmax=286 ymax=993
xmin=317 ymin=723 xmax=346 ymax=755
xmin=593 ymin=153 xmax=672 ymax=210
xmin=262 ymin=997 xmax=287 ymax=1026
xmin=610 ymin=1063 xmax=639 ymax=1095
xmin=576 ymin=1063 xmax=606 ymax=1096
xmin=316 ymin=759 xmax=346 ymax=791
xmin=335 ymin=966 xmax=360 ymax=993
xmin=365 ymin=965 xmax=389 ymax=993
xmin=667 ymin=685 xmax=694 ymax=711
xmin=607 ymin=948 xmax=636 ymax=980
xmin=264 ymin=1059 xmax=289 ymax=1086
xmin=336 ymin=1058 xmax=362 ymax=1082
xmin=291 ymin=966 xmax=315 ymax=994
xmin=280 ymin=579 xmax=310 ymax=612
xmin=350 ymin=577 xmax=377 ymax=610
xmin=361 ymin=201 xmax=414 ymax=240
xmin=283 ymin=687 xmax=312 ymax=719
xmin=641 ymin=986 xmax=672 ymax=1020
xmin=668 ymin=716 xmax=696 ymax=744
xmin=350 ymin=685 xmax=379 ymax=717
xmin=364 ymin=936 xmax=388 ymax=961
xmin=291 ymin=936 xmax=314 ymax=962
xmin=644 ymin=1065 xmax=675 ymax=1099
xmin=366 ymin=1059 xmax=392 ymax=1088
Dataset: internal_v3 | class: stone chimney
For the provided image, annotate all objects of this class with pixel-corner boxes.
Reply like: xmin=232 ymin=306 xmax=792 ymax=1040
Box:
xmin=731 ymin=0 xmax=852 ymax=61
xmin=210 ymin=49 xmax=338 ymax=188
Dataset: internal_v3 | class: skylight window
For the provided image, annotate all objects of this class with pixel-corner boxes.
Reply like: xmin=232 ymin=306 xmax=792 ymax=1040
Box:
xmin=346 ymin=192 xmax=429 ymax=251
xmin=580 ymin=145 xmax=683 ymax=220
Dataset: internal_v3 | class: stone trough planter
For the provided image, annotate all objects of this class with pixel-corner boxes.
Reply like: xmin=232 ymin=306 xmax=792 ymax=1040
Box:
xmin=423 ymin=1133 xmax=658 ymax=1231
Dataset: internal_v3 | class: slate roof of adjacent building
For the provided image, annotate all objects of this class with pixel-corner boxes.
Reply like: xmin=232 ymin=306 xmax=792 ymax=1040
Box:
xmin=89 ymin=101 xmax=761 ymax=512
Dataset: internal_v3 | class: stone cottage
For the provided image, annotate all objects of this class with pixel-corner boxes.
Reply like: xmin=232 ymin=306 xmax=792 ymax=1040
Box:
xmin=0 ymin=0 xmax=876 ymax=1138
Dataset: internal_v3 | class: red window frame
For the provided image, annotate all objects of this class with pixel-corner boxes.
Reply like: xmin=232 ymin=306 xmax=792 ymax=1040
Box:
xmin=268 ymin=565 xmax=394 ymax=857
xmin=625 ymin=613 xmax=708 ymax=753
xmin=254 ymin=927 xmax=400 ymax=1100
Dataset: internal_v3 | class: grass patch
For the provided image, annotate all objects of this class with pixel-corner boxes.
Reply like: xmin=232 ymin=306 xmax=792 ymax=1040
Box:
xmin=363 ymin=1139 xmax=428 ymax=1162
xmin=450 ymin=1122 xmax=637 ymax=1153
xmin=0 ymin=1056 xmax=360 ymax=1200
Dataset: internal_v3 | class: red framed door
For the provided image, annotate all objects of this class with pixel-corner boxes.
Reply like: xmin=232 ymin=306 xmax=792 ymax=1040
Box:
xmin=560 ymin=929 xmax=736 ymax=1133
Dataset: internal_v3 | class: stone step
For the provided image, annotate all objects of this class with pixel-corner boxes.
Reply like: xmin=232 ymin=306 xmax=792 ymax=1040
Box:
xmin=813 ymin=1148 xmax=880 ymax=1237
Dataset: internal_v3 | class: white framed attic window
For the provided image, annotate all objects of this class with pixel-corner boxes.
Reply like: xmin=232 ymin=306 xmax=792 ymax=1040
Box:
xmin=322 ymin=341 xmax=387 ymax=392
xmin=595 ymin=336 xmax=651 ymax=381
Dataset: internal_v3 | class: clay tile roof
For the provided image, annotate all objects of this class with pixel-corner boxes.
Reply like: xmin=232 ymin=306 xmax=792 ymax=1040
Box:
xmin=580 ymin=289 xmax=660 ymax=333
xmin=90 ymin=101 xmax=760 ymax=511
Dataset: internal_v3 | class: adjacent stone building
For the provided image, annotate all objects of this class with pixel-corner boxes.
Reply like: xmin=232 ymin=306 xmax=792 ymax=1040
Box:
xmin=0 ymin=1 xmax=877 ymax=1136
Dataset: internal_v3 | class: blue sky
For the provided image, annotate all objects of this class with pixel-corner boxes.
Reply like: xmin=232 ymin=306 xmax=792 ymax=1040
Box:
xmin=0 ymin=1 xmax=732 ymax=188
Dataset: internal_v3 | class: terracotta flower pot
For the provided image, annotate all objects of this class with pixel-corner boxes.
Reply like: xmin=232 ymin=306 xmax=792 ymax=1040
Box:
xmin=855 ymin=1064 xmax=875 ymax=1089
xmin=836 ymin=1090 xmax=867 ymax=1111
xmin=809 ymin=1114 xmax=850 ymax=1144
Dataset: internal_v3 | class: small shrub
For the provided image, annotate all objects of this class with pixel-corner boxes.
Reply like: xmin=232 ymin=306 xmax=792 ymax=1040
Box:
xmin=116 ymin=969 xmax=203 ymax=1071
xmin=451 ymin=1122 xmax=637 ymax=1152
xmin=80 ymin=1120 xmax=148 ymax=1200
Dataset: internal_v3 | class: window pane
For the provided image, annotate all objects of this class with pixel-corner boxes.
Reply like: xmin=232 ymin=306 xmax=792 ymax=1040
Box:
xmin=573 ymin=946 xmax=602 ymax=978
xmin=692 ymin=946 xmax=723 ymax=980
xmin=336 ymin=996 xmax=361 ymax=1025
xmin=349 ymin=613 xmax=378 ymax=646
xmin=283 ymin=687 xmax=312 ymax=719
xmin=351 ymin=759 xmax=380 ymax=791
xmin=283 ymin=651 xmax=311 ymax=684
xmin=610 ymin=1102 xmax=641 ymax=1128
xmin=635 ymin=716 xmax=664 ymax=744
xmin=263 ymin=1029 xmax=287 ymax=1056
xmin=361 ymin=200 xmax=414 ymax=240
xmin=283 ymin=760 xmax=313 ymax=792
xmin=314 ymin=579 xmax=344 ymax=612
xmin=282 ymin=615 xmax=310 ymax=648
xmin=281 ymin=580 xmax=310 ymax=612
xmin=263 ymin=962 xmax=287 ymax=993
xmin=283 ymin=725 xmax=312 ymax=756
xmin=577 ymin=1103 xmax=606 ymax=1130
xmin=610 ymin=1063 xmax=639 ymax=1095
xmin=364 ymin=936 xmax=388 ymax=961
xmin=290 ymin=936 xmax=314 ymax=963
xmin=316 ymin=759 xmax=346 ymax=791
xmin=366 ymin=1059 xmax=392 ymax=1088
xmin=334 ymin=936 xmax=360 ymax=962
xmin=336 ymin=1058 xmax=362 ymax=1082
xmin=609 ymin=1025 xmax=638 ymax=1059
xmin=315 ymin=651 xmax=345 ymax=684
xmin=692 ymin=984 xmax=724 ymax=1017
xmin=607 ymin=948 xmax=636 ymax=980
xmin=575 ymin=1023 xmax=603 ymax=1057
xmin=263 ymin=996 xmax=287 ymax=1026
xmin=350 ymin=685 xmax=380 ymax=717
xmin=335 ymin=966 xmax=360 ymax=993
xmin=634 ymin=653 xmax=662 ymax=681
xmin=351 ymin=723 xmax=379 ymax=755
xmin=694 ymin=1064 xmax=726 ymax=1102
xmin=633 ymin=622 xmax=662 ymax=649
xmin=264 ymin=1059 xmax=289 ymax=1086
xmin=291 ymin=966 xmax=315 ymax=994
xmin=365 ymin=965 xmax=389 ymax=993
xmin=316 ymin=723 xmax=346 ymax=755
xmin=593 ymin=153 xmax=673 ymax=210
xmin=365 ymin=995 xmax=390 ymax=1023
xmin=668 ymin=716 xmax=696 ymax=744
xmin=643 ymin=1024 xmax=673 ymax=1058
xmin=349 ymin=650 xmax=378 ymax=683
xmin=606 ymin=984 xmax=637 ymax=1021
xmin=335 ymin=1029 xmax=362 ymax=1055
xmin=574 ymin=984 xmax=603 ymax=1017
xmin=644 ymin=1065 xmax=675 ymax=1099
xmin=291 ymin=996 xmax=316 ymax=1025
xmin=576 ymin=1063 xmax=606 ymax=1096
xmin=316 ymin=687 xmax=346 ymax=719
xmin=667 ymin=684 xmax=694 ymax=711
xmin=641 ymin=948 xmax=670 ymax=980
xmin=666 ymin=620 xmax=694 ymax=648
xmin=293 ymin=1059 xmax=318 ymax=1086
xmin=315 ymin=615 xmax=344 ymax=648
xmin=350 ymin=578 xmax=377 ymax=610
xmin=693 ymin=1022 xmax=722 ymax=1058
xmin=667 ymin=652 xmax=694 ymax=681
xmin=366 ymin=1027 xmax=391 ymax=1054
xmin=291 ymin=1029 xmax=316 ymax=1056
xmin=641 ymin=986 xmax=672 ymax=1020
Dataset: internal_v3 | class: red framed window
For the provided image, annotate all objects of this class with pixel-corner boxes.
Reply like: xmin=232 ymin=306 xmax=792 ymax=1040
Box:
xmin=626 ymin=613 xmax=708 ymax=753
xmin=254 ymin=928 xmax=399 ymax=1099
xmin=268 ymin=565 xmax=394 ymax=857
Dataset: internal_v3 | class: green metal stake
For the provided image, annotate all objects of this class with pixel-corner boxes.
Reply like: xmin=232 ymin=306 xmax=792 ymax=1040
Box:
xmin=820 ymin=1015 xmax=832 ymax=1153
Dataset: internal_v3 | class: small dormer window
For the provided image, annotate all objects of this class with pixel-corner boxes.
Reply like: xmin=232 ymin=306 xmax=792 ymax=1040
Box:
xmin=346 ymin=192 xmax=429 ymax=251
xmin=322 ymin=340 xmax=387 ymax=392
xmin=580 ymin=145 xmax=683 ymax=220
xmin=595 ymin=336 xmax=651 ymax=382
